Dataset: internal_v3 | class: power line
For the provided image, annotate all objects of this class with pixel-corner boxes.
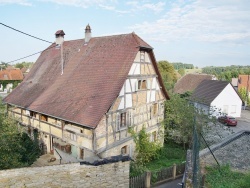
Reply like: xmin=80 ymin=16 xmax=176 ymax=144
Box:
xmin=5 ymin=44 xmax=57 ymax=64
xmin=0 ymin=22 xmax=53 ymax=44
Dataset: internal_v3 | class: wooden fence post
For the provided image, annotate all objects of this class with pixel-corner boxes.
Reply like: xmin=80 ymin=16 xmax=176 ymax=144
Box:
xmin=145 ymin=171 xmax=151 ymax=188
xmin=172 ymin=163 xmax=176 ymax=180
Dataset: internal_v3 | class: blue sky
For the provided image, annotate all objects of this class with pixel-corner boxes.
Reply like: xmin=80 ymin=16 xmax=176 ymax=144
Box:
xmin=1 ymin=0 xmax=250 ymax=67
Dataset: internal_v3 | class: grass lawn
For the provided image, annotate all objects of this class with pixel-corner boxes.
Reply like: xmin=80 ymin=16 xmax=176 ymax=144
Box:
xmin=145 ymin=140 xmax=186 ymax=171
xmin=205 ymin=165 xmax=250 ymax=188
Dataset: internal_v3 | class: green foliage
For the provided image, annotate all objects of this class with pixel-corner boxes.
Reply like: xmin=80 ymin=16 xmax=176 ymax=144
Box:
xmin=164 ymin=94 xmax=194 ymax=147
xmin=164 ymin=94 xmax=218 ymax=148
xmin=202 ymin=65 xmax=250 ymax=81
xmin=129 ymin=127 xmax=161 ymax=165
xmin=157 ymin=61 xmax=178 ymax=92
xmin=0 ymin=62 xmax=8 ymax=70
xmin=238 ymin=87 xmax=250 ymax=105
xmin=130 ymin=139 xmax=186 ymax=177
xmin=178 ymin=68 xmax=185 ymax=76
xmin=145 ymin=140 xmax=186 ymax=171
xmin=205 ymin=165 xmax=250 ymax=188
xmin=0 ymin=101 xmax=41 ymax=170
xmin=14 ymin=61 xmax=34 ymax=69
xmin=172 ymin=62 xmax=194 ymax=70
xmin=0 ymin=80 xmax=22 ymax=89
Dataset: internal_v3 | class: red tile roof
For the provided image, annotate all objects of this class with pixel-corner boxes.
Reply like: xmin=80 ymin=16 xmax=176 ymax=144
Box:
xmin=4 ymin=33 xmax=168 ymax=128
xmin=0 ymin=69 xmax=24 ymax=80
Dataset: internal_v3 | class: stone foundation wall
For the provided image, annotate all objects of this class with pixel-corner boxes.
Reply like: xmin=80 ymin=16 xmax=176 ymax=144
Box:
xmin=0 ymin=161 xmax=130 ymax=188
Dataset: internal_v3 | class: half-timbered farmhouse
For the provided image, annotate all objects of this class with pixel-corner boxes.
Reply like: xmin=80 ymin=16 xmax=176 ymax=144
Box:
xmin=4 ymin=25 xmax=169 ymax=162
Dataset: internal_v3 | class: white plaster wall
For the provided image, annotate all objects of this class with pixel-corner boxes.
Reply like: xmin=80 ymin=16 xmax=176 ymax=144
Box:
xmin=128 ymin=62 xmax=140 ymax=75
xmin=125 ymin=94 xmax=132 ymax=108
xmin=118 ymin=97 xmax=125 ymax=110
xmin=119 ymin=85 xmax=124 ymax=96
xmin=211 ymin=84 xmax=242 ymax=117
xmin=145 ymin=52 xmax=151 ymax=63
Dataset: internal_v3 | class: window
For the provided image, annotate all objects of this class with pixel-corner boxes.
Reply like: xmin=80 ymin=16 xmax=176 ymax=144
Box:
xmin=120 ymin=112 xmax=126 ymax=128
xmin=41 ymin=114 xmax=48 ymax=122
xmin=138 ymin=80 xmax=147 ymax=90
xmin=30 ymin=111 xmax=37 ymax=118
xmin=150 ymin=103 xmax=158 ymax=119
xmin=79 ymin=148 xmax=84 ymax=159
xmin=121 ymin=145 xmax=128 ymax=155
xmin=70 ymin=133 xmax=77 ymax=141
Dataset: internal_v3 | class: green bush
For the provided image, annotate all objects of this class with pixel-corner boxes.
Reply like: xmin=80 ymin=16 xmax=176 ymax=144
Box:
xmin=0 ymin=113 xmax=41 ymax=170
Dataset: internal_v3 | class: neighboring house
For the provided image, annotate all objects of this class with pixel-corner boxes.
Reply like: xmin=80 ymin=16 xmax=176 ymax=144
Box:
xmin=4 ymin=25 xmax=169 ymax=162
xmin=238 ymin=75 xmax=250 ymax=94
xmin=21 ymin=67 xmax=31 ymax=78
xmin=174 ymin=73 xmax=216 ymax=94
xmin=231 ymin=78 xmax=238 ymax=91
xmin=0 ymin=69 xmax=24 ymax=93
xmin=191 ymin=80 xmax=242 ymax=117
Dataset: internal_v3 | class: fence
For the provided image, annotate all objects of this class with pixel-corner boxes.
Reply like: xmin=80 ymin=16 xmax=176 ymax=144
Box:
xmin=130 ymin=163 xmax=186 ymax=188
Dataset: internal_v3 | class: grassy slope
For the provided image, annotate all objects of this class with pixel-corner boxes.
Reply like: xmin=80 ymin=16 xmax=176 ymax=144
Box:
xmin=205 ymin=165 xmax=250 ymax=188
xmin=145 ymin=140 xmax=186 ymax=171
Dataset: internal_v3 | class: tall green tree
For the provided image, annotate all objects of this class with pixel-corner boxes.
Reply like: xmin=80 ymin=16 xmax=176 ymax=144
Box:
xmin=164 ymin=94 xmax=220 ymax=149
xmin=157 ymin=61 xmax=178 ymax=92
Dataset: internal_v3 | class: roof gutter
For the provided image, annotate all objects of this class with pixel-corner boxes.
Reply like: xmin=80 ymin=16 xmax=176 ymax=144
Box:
xmin=5 ymin=102 xmax=95 ymax=129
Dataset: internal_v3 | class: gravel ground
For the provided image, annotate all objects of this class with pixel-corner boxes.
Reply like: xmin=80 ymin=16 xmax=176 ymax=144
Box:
xmin=201 ymin=133 xmax=250 ymax=172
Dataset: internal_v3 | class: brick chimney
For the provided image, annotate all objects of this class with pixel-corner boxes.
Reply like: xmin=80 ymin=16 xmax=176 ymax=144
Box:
xmin=85 ymin=24 xmax=91 ymax=43
xmin=55 ymin=30 xmax=65 ymax=45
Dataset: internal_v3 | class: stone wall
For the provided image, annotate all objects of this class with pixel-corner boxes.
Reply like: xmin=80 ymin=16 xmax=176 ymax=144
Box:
xmin=0 ymin=161 xmax=130 ymax=188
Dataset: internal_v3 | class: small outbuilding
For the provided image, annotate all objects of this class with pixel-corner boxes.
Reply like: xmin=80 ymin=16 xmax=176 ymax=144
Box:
xmin=191 ymin=80 xmax=242 ymax=117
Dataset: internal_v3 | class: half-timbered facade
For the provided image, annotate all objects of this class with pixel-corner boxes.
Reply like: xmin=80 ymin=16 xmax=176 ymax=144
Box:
xmin=4 ymin=25 xmax=169 ymax=162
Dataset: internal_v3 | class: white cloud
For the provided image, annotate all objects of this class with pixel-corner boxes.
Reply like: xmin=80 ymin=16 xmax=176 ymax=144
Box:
xmin=126 ymin=1 xmax=165 ymax=13
xmin=129 ymin=0 xmax=250 ymax=44
xmin=0 ymin=0 xmax=32 ymax=6
xmin=40 ymin=0 xmax=115 ymax=8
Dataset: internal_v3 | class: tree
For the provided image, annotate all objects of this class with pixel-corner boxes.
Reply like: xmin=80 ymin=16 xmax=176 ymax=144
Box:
xmin=129 ymin=127 xmax=161 ymax=176
xmin=157 ymin=61 xmax=178 ymax=92
xmin=0 ymin=100 xmax=41 ymax=170
xmin=14 ymin=62 xmax=34 ymax=69
xmin=178 ymin=68 xmax=185 ymax=76
xmin=164 ymin=94 xmax=224 ymax=149
xmin=238 ymin=87 xmax=250 ymax=105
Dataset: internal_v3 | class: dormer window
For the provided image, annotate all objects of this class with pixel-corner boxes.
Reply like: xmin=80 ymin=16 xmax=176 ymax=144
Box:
xmin=138 ymin=80 xmax=147 ymax=90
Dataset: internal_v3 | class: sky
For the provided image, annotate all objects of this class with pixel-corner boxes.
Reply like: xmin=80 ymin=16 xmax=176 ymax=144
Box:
xmin=0 ymin=0 xmax=250 ymax=68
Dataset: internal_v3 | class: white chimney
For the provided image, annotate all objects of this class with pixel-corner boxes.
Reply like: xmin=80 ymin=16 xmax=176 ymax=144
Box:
xmin=55 ymin=30 xmax=65 ymax=45
xmin=85 ymin=24 xmax=91 ymax=43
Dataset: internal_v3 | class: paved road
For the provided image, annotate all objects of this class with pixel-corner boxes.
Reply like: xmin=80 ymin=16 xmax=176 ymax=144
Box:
xmin=154 ymin=177 xmax=183 ymax=188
